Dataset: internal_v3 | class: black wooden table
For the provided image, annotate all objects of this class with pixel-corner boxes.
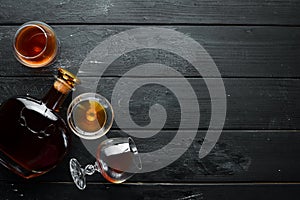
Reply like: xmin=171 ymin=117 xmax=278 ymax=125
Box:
xmin=0 ymin=0 xmax=300 ymax=199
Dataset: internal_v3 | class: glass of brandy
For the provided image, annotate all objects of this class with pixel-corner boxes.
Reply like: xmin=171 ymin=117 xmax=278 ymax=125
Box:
xmin=13 ymin=21 xmax=59 ymax=68
xmin=67 ymin=93 xmax=114 ymax=140
xmin=70 ymin=137 xmax=142 ymax=190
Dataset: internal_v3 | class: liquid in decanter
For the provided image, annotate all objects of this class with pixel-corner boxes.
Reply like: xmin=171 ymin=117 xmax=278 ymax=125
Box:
xmin=0 ymin=68 xmax=80 ymax=178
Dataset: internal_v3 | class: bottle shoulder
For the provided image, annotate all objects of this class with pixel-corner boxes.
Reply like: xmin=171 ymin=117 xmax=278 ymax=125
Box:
xmin=2 ymin=95 xmax=64 ymax=124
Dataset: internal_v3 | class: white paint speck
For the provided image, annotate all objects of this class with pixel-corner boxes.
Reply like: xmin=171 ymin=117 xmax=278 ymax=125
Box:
xmin=174 ymin=193 xmax=203 ymax=200
xmin=89 ymin=60 xmax=104 ymax=64
xmin=94 ymin=0 xmax=114 ymax=15
xmin=118 ymin=99 xmax=122 ymax=106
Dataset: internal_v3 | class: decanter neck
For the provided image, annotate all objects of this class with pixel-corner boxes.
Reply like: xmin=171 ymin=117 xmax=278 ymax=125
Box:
xmin=42 ymin=68 xmax=80 ymax=112
xmin=42 ymin=78 xmax=72 ymax=112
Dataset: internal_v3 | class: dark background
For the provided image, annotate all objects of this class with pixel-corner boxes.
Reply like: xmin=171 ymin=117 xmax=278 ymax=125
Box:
xmin=0 ymin=0 xmax=300 ymax=199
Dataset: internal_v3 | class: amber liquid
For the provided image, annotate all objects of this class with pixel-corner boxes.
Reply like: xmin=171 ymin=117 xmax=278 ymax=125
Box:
xmin=72 ymin=100 xmax=107 ymax=132
xmin=0 ymin=97 xmax=70 ymax=178
xmin=96 ymin=144 xmax=136 ymax=183
xmin=97 ymin=147 xmax=134 ymax=183
xmin=14 ymin=24 xmax=58 ymax=67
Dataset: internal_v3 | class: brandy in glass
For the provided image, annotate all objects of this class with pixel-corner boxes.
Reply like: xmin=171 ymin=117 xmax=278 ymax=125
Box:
xmin=0 ymin=68 xmax=80 ymax=178
xmin=70 ymin=137 xmax=142 ymax=190
xmin=67 ymin=93 xmax=114 ymax=140
xmin=13 ymin=21 xmax=59 ymax=68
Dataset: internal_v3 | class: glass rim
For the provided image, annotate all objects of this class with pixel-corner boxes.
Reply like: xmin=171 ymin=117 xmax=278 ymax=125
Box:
xmin=128 ymin=137 xmax=142 ymax=171
xmin=97 ymin=137 xmax=142 ymax=178
xmin=67 ymin=92 xmax=114 ymax=140
xmin=13 ymin=21 xmax=49 ymax=60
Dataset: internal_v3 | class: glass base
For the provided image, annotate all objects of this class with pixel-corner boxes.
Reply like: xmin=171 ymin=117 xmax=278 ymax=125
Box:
xmin=69 ymin=158 xmax=86 ymax=190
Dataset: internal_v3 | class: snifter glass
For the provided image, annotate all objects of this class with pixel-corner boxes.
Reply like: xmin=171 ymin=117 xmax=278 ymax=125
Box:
xmin=67 ymin=93 xmax=114 ymax=140
xmin=13 ymin=21 xmax=59 ymax=68
xmin=70 ymin=137 xmax=142 ymax=190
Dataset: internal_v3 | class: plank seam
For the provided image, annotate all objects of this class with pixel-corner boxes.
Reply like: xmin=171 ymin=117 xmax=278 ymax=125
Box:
xmin=0 ymin=23 xmax=300 ymax=27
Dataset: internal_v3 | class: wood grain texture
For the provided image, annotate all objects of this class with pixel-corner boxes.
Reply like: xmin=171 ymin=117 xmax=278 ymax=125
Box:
xmin=0 ymin=0 xmax=300 ymax=25
xmin=1 ymin=26 xmax=300 ymax=78
xmin=0 ymin=129 xmax=299 ymax=183
xmin=0 ymin=77 xmax=298 ymax=130
xmin=1 ymin=182 xmax=300 ymax=200
xmin=0 ymin=0 xmax=298 ymax=198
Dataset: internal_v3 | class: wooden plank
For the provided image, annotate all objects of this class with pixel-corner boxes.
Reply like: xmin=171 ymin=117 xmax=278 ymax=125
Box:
xmin=0 ymin=77 xmax=299 ymax=130
xmin=1 ymin=182 xmax=300 ymax=200
xmin=1 ymin=130 xmax=300 ymax=183
xmin=0 ymin=26 xmax=300 ymax=78
xmin=0 ymin=0 xmax=300 ymax=25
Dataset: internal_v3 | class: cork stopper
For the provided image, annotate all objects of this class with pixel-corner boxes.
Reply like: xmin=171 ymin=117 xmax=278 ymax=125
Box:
xmin=57 ymin=68 xmax=80 ymax=88
xmin=54 ymin=68 xmax=80 ymax=94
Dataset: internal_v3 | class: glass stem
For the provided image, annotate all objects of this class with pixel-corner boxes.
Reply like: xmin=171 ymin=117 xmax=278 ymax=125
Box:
xmin=84 ymin=162 xmax=100 ymax=176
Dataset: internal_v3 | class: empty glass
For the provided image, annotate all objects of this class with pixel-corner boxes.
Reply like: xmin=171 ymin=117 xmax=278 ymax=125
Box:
xmin=70 ymin=137 xmax=142 ymax=190
xmin=67 ymin=93 xmax=114 ymax=140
